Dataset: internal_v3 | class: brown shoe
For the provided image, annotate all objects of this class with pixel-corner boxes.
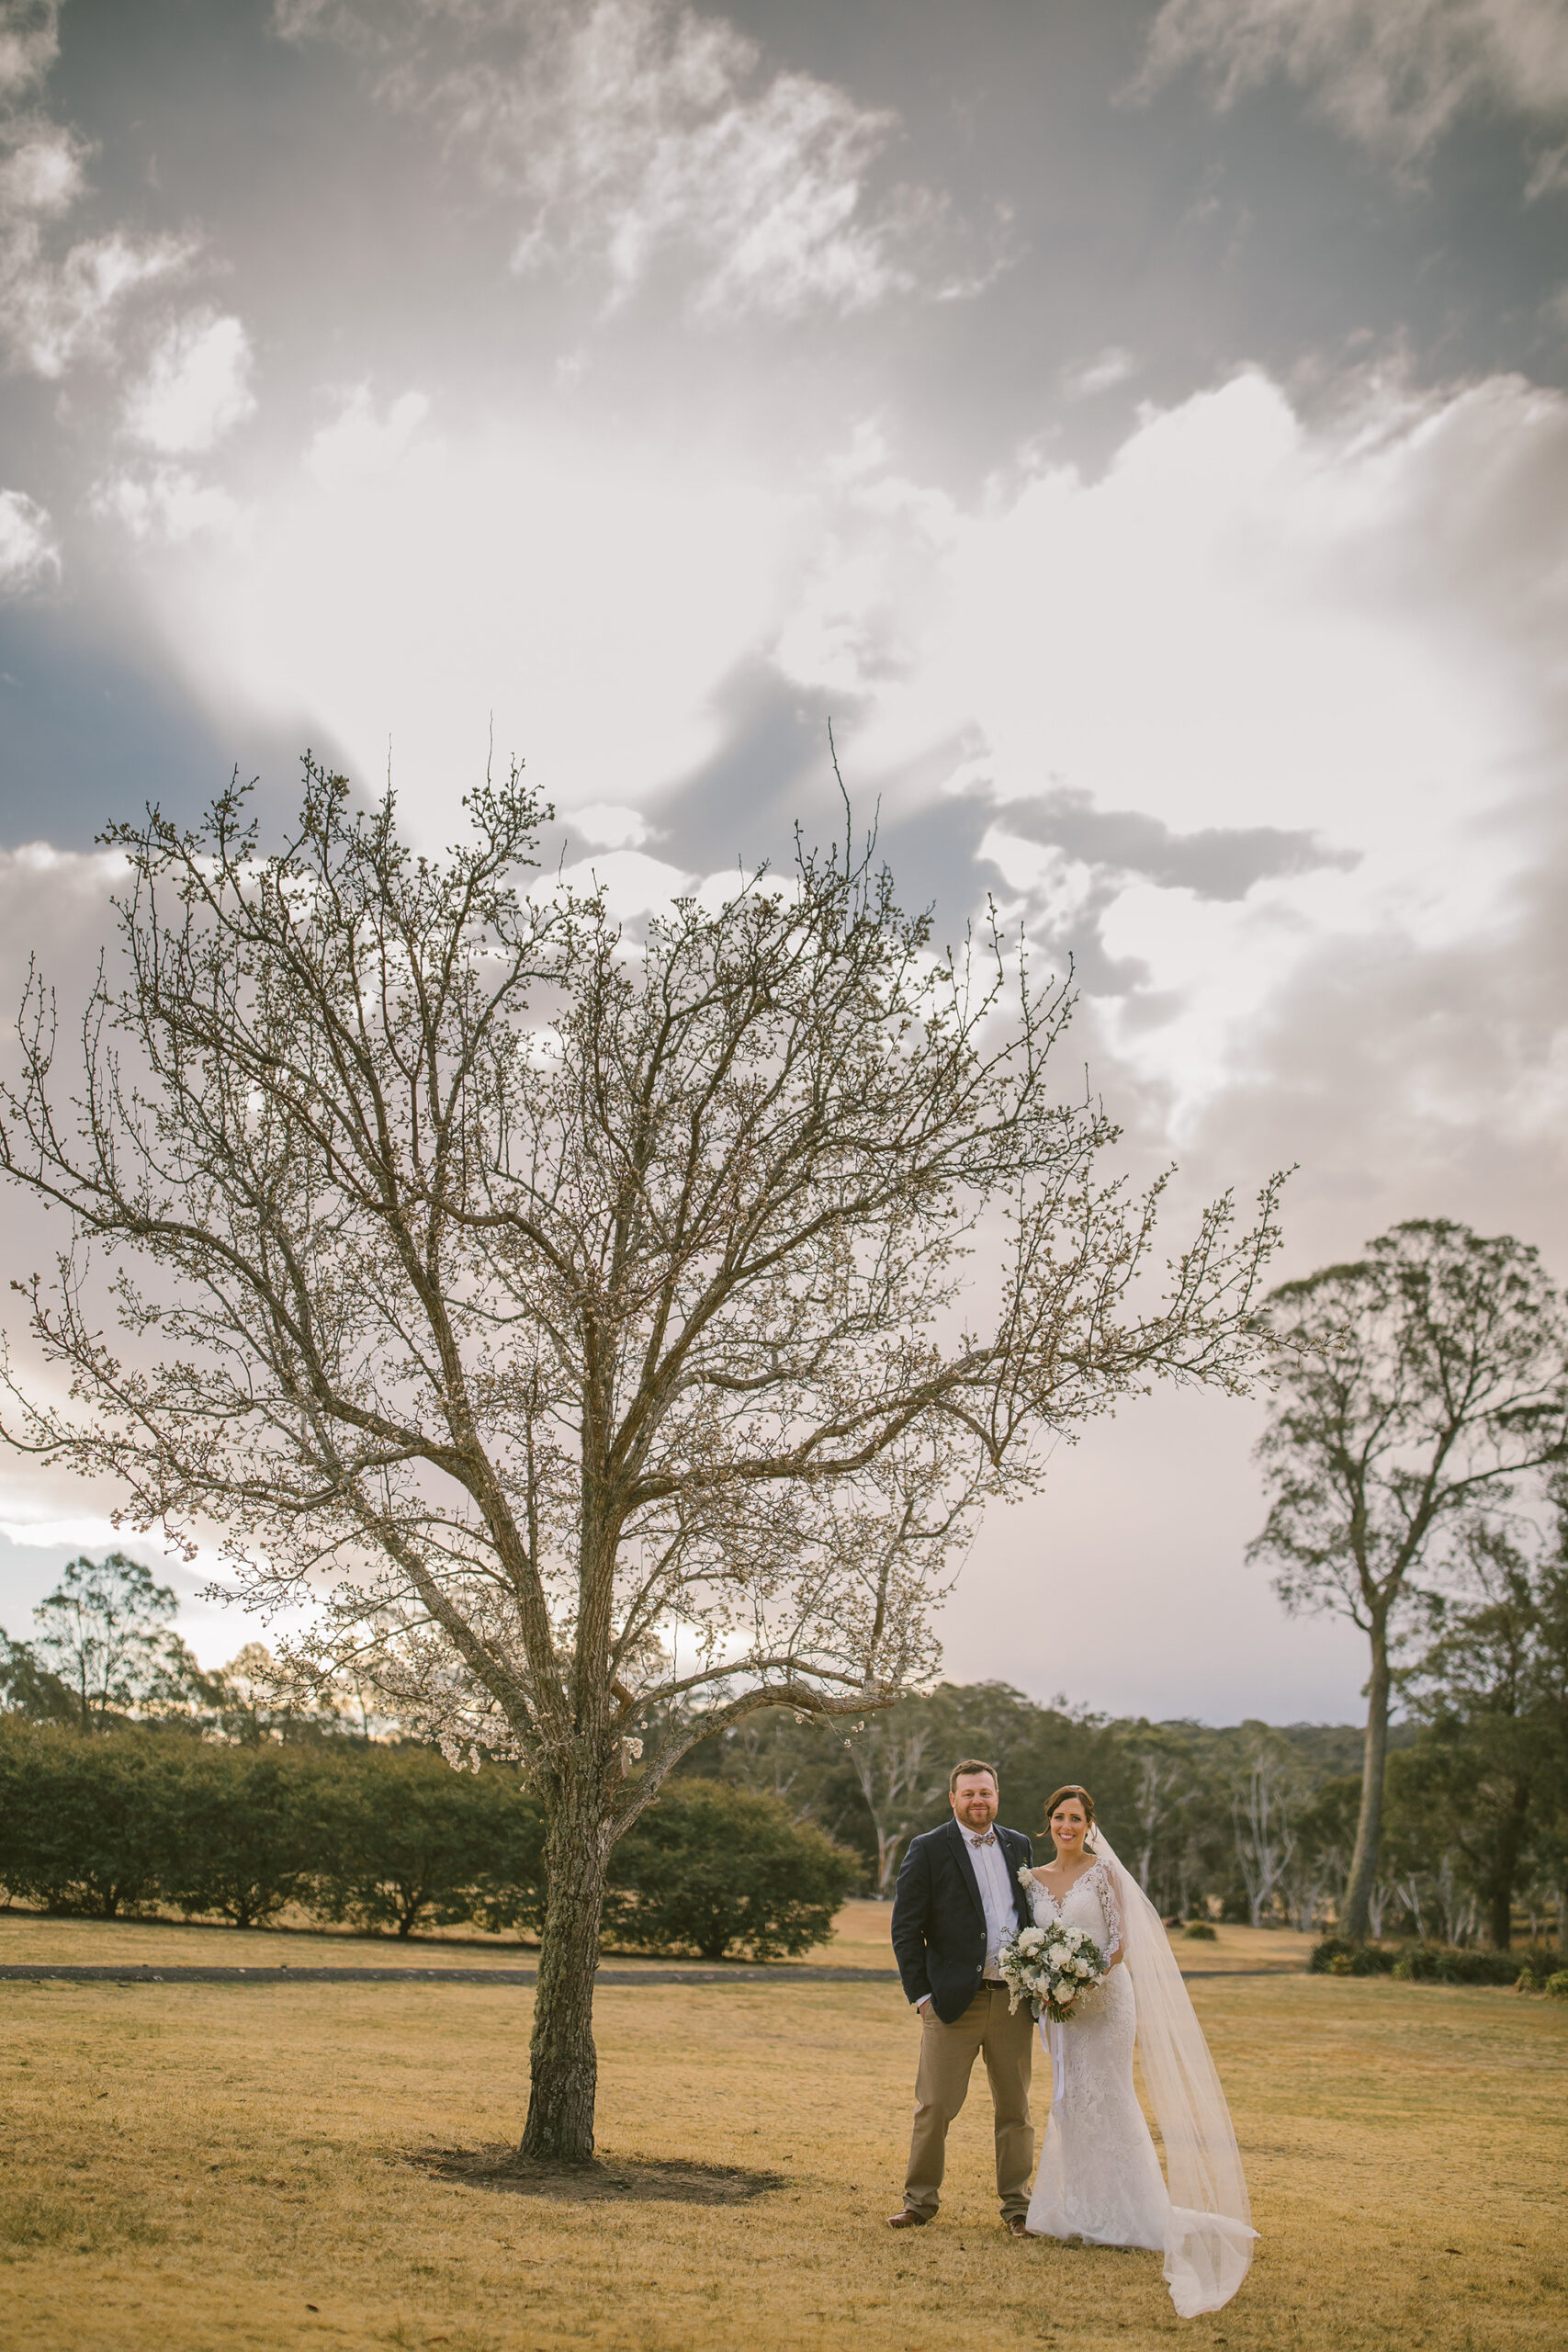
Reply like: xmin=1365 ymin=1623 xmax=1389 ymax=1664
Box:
xmin=886 ymin=2208 xmax=931 ymax=2229
xmin=1004 ymin=2214 xmax=1031 ymax=2237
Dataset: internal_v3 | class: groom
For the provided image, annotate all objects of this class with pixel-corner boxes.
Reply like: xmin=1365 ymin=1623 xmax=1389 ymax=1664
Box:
xmin=887 ymin=1758 xmax=1035 ymax=2234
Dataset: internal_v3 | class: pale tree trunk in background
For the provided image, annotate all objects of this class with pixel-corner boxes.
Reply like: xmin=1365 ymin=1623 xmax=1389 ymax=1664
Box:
xmin=1344 ymin=1616 xmax=1391 ymax=1941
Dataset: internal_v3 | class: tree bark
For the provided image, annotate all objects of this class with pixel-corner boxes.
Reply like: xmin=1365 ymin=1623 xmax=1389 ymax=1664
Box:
xmin=1343 ymin=1620 xmax=1390 ymax=1941
xmin=520 ymin=1789 xmax=609 ymax=2164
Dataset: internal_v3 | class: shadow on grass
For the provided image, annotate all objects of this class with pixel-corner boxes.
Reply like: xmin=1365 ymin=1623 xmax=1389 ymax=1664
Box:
xmin=407 ymin=2144 xmax=787 ymax=2205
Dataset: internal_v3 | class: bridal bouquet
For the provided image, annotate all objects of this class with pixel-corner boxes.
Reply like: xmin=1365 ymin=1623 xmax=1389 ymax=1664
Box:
xmin=997 ymin=1915 xmax=1109 ymax=2023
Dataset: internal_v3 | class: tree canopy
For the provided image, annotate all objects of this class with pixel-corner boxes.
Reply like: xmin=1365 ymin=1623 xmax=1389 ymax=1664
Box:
xmin=0 ymin=761 xmax=1281 ymax=2158
xmin=1251 ymin=1219 xmax=1568 ymax=1939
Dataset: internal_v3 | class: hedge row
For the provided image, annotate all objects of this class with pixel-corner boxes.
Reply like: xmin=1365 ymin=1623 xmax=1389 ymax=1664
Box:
xmin=1309 ymin=1936 xmax=1565 ymax=1988
xmin=0 ymin=1721 xmax=854 ymax=1960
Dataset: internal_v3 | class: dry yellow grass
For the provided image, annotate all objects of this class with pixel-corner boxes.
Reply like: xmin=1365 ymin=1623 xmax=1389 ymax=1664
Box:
xmin=0 ymin=1896 xmax=1311 ymax=1976
xmin=3 ymin=1918 xmax=1564 ymax=2352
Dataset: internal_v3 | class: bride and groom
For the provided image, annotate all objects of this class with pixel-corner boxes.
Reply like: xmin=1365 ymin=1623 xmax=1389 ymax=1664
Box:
xmin=888 ymin=1760 xmax=1255 ymax=2319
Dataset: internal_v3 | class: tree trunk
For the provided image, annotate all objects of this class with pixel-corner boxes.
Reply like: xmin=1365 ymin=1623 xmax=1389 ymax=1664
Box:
xmin=1487 ymin=1776 xmax=1531 ymax=1951
xmin=520 ymin=1790 xmax=609 ymax=2164
xmin=1343 ymin=1620 xmax=1391 ymax=1941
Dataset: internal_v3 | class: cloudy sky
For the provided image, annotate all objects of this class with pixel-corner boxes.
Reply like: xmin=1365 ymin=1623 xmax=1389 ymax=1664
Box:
xmin=2 ymin=0 xmax=1566 ymax=1724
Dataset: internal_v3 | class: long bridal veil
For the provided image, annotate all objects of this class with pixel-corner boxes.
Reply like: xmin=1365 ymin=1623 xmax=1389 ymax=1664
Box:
xmin=1094 ymin=1831 xmax=1256 ymax=2317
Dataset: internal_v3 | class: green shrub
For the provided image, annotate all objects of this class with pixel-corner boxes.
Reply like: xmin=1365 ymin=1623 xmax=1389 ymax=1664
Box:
xmin=1546 ymin=1971 xmax=1568 ymax=2000
xmin=160 ymin=1743 xmax=336 ymax=1928
xmin=0 ymin=1719 xmax=187 ymax=1916
xmin=606 ymin=1780 xmax=856 ymax=1961
xmin=467 ymin=1781 xmax=548 ymax=1939
xmin=319 ymin=1747 xmax=539 ymax=1938
xmin=1182 ymin=1921 xmax=1218 ymax=1941
xmin=1309 ymin=1935 xmax=1560 ymax=1988
xmin=1310 ymin=1937 xmax=1388 ymax=1975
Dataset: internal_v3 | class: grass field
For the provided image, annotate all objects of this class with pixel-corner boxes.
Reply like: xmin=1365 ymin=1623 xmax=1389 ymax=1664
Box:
xmin=0 ymin=1898 xmax=1314 ymax=1974
xmin=3 ymin=1908 xmax=1564 ymax=2352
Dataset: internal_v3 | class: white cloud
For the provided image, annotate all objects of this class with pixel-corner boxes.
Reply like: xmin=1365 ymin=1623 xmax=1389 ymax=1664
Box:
xmin=121 ymin=307 xmax=256 ymax=454
xmin=2 ymin=214 xmax=194 ymax=379
xmin=118 ymin=413 xmax=793 ymax=812
xmin=774 ymin=367 xmax=1568 ymax=1128
xmin=305 ymin=384 xmax=431 ymax=487
xmin=61 ymin=355 xmax=1568 ymax=1167
xmin=0 ymin=483 xmax=59 ymax=588
xmin=568 ymin=801 xmax=655 ymax=848
xmin=0 ymin=26 xmax=196 ymax=379
xmin=1139 ymin=0 xmax=1568 ymax=176
xmin=1062 ymin=345 xmax=1136 ymax=401
xmin=277 ymin=0 xmax=964 ymax=321
xmin=95 ymin=463 xmax=245 ymax=546
xmin=0 ymin=122 xmax=83 ymax=215
xmin=556 ymin=844 xmax=694 ymax=918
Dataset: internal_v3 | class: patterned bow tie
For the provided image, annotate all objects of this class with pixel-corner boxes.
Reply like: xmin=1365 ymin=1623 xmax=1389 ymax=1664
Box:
xmin=970 ymin=1832 xmax=998 ymax=1848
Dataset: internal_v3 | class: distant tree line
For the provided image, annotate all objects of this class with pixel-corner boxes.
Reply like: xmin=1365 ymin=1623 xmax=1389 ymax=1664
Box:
xmin=6 ymin=1536 xmax=1565 ymax=1953
xmin=678 ymin=1522 xmax=1568 ymax=1951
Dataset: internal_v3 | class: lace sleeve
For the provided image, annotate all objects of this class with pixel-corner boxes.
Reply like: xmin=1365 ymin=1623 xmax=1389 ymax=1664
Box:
xmin=1096 ymin=1857 xmax=1125 ymax=1958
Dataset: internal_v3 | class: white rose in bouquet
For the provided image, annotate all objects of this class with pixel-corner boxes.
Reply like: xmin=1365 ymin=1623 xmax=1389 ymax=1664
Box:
xmin=997 ymin=1912 xmax=1109 ymax=2022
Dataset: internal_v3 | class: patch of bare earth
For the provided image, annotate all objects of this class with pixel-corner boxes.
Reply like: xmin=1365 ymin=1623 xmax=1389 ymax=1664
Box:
xmin=408 ymin=2144 xmax=784 ymax=2204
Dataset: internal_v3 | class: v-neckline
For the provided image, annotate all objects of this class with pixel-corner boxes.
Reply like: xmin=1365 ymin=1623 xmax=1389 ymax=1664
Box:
xmin=1038 ymin=1859 xmax=1100 ymax=1910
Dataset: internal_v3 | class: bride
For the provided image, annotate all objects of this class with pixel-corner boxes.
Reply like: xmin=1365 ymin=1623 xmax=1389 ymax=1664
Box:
xmin=1021 ymin=1784 xmax=1256 ymax=2317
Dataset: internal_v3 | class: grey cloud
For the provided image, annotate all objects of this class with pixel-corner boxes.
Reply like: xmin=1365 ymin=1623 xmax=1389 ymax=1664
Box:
xmin=1000 ymin=786 xmax=1358 ymax=905
xmin=1164 ymin=791 xmax=1568 ymax=1283
xmin=0 ymin=0 xmax=58 ymax=101
xmin=652 ymin=658 xmax=847 ymax=873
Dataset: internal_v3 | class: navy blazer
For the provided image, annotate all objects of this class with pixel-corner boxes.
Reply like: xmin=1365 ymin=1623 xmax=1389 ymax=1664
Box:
xmin=890 ymin=1815 xmax=1034 ymax=2024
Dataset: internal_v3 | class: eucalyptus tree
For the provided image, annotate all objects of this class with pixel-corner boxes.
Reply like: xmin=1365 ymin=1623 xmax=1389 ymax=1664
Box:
xmin=1250 ymin=1222 xmax=1568 ymax=1941
xmin=29 ymin=1552 xmax=208 ymax=1732
xmin=0 ymin=760 xmax=1280 ymax=2160
xmin=1402 ymin=1518 xmax=1568 ymax=1950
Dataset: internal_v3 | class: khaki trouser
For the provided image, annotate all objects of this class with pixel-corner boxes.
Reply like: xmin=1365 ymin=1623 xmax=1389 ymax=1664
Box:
xmin=903 ymin=1984 xmax=1034 ymax=2220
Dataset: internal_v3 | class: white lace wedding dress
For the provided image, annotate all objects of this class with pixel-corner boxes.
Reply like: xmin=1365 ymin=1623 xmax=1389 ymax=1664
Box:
xmin=1023 ymin=1857 xmax=1169 ymax=2252
xmin=1021 ymin=1846 xmax=1256 ymax=2317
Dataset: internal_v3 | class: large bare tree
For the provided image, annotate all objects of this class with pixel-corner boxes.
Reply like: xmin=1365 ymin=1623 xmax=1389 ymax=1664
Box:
xmin=1250 ymin=1221 xmax=1568 ymax=1943
xmin=0 ymin=763 xmax=1280 ymax=2160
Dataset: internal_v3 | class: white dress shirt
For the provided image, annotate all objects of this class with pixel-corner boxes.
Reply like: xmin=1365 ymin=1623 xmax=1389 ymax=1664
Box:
xmin=968 ymin=1830 xmax=1015 ymax=1979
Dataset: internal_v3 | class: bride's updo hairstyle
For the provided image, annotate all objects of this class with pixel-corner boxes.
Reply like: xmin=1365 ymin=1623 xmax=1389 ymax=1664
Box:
xmin=1045 ymin=1784 xmax=1098 ymax=1852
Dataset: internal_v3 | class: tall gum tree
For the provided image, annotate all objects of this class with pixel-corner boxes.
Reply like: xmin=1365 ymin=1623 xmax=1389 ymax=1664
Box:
xmin=0 ymin=763 xmax=1282 ymax=2160
xmin=1249 ymin=1221 xmax=1568 ymax=1945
